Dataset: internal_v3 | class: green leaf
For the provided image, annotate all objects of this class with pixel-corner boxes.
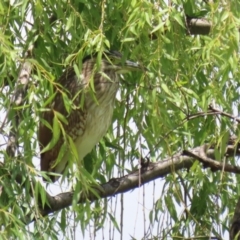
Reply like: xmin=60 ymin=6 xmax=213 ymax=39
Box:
xmin=73 ymin=63 xmax=80 ymax=78
xmin=165 ymin=195 xmax=177 ymax=221
xmin=66 ymin=13 xmax=74 ymax=31
xmin=121 ymin=37 xmax=136 ymax=43
xmin=40 ymin=112 xmax=61 ymax=153
xmin=104 ymin=139 xmax=123 ymax=150
xmin=151 ymin=22 xmax=165 ymax=34
xmin=161 ymin=83 xmax=172 ymax=96
xmin=62 ymin=92 xmax=72 ymax=114
xmin=172 ymin=12 xmax=185 ymax=28
xmin=108 ymin=213 xmax=120 ymax=233
xmin=60 ymin=209 xmax=66 ymax=232
xmin=68 ymin=135 xmax=78 ymax=161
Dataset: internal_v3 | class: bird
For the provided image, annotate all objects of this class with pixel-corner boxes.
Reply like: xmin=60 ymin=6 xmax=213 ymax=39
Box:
xmin=38 ymin=51 xmax=142 ymax=182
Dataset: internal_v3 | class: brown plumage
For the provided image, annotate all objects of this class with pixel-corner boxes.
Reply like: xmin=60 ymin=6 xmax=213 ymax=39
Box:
xmin=38 ymin=51 xmax=141 ymax=182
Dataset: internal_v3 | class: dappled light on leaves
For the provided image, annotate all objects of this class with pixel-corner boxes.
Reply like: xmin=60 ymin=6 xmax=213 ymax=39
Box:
xmin=1 ymin=0 xmax=240 ymax=239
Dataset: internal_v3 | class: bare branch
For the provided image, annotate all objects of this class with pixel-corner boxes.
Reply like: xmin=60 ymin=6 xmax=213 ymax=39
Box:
xmin=208 ymin=105 xmax=240 ymax=123
xmin=32 ymin=137 xmax=240 ymax=219
xmin=186 ymin=16 xmax=211 ymax=35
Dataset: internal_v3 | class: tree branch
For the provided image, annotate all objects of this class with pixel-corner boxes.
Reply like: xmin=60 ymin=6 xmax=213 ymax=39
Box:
xmin=37 ymin=137 xmax=240 ymax=218
xmin=186 ymin=16 xmax=211 ymax=35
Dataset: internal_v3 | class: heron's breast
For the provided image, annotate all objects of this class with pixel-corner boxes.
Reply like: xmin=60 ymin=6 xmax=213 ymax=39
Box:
xmin=74 ymin=70 xmax=119 ymax=159
xmin=74 ymin=101 xmax=115 ymax=160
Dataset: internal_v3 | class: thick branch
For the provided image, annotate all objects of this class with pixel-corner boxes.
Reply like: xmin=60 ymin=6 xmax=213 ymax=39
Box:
xmin=186 ymin=16 xmax=211 ymax=35
xmin=38 ymin=139 xmax=240 ymax=217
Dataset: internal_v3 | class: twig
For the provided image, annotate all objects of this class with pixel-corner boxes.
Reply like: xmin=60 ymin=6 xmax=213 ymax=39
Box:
xmin=183 ymin=144 xmax=240 ymax=173
xmin=208 ymin=105 xmax=240 ymax=123
xmin=147 ymin=106 xmax=239 ymax=159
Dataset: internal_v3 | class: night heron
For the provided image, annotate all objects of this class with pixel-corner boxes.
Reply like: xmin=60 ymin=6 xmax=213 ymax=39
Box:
xmin=38 ymin=51 xmax=141 ymax=182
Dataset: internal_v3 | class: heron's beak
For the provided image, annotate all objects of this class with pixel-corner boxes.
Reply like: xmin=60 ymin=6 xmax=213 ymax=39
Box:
xmin=103 ymin=51 xmax=147 ymax=73
xmin=125 ymin=60 xmax=142 ymax=70
xmin=115 ymin=60 xmax=146 ymax=74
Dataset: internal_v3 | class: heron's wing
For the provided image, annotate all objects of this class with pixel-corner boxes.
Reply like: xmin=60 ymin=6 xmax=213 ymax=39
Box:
xmin=39 ymin=67 xmax=87 ymax=178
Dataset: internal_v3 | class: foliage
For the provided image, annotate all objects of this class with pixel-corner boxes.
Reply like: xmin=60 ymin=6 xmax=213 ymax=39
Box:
xmin=0 ymin=0 xmax=240 ymax=239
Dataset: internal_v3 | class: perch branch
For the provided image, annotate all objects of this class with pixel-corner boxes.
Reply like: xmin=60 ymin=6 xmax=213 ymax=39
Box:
xmin=32 ymin=138 xmax=240 ymax=218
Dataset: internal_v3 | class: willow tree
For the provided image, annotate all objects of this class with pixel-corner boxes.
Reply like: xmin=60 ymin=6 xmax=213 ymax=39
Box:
xmin=1 ymin=0 xmax=240 ymax=239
